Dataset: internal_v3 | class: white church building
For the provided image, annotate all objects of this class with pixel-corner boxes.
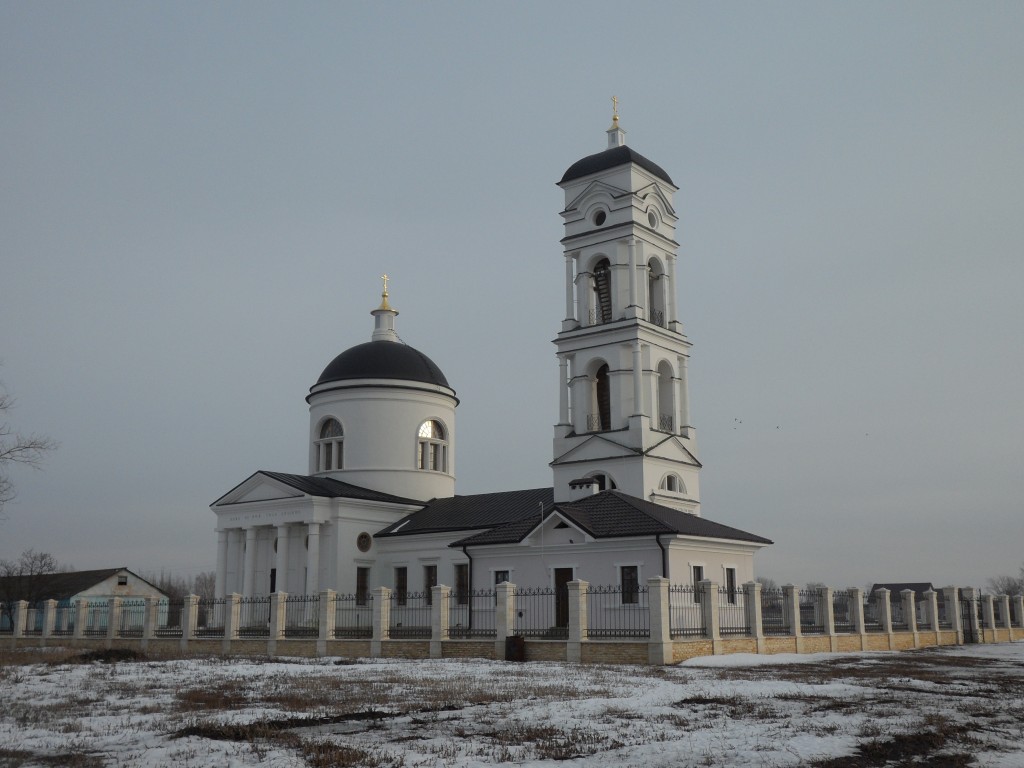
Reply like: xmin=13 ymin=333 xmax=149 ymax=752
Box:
xmin=211 ymin=116 xmax=771 ymax=605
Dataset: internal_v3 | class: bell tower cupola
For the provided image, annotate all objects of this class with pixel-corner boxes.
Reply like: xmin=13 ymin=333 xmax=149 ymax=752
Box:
xmin=551 ymin=106 xmax=700 ymax=514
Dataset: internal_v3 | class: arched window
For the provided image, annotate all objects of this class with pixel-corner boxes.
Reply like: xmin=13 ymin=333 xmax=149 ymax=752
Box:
xmin=591 ymin=258 xmax=612 ymax=325
xmin=661 ymin=473 xmax=686 ymax=494
xmin=587 ymin=363 xmax=611 ymax=432
xmin=417 ymin=419 xmax=448 ymax=472
xmin=657 ymin=360 xmax=675 ymax=433
xmin=648 ymin=258 xmax=666 ymax=326
xmin=316 ymin=418 xmax=343 ymax=472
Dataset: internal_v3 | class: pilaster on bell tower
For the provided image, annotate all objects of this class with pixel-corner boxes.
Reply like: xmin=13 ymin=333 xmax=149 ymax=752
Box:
xmin=552 ymin=107 xmax=701 ymax=514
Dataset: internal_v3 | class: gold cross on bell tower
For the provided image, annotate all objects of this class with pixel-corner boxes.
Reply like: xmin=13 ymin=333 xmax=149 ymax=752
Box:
xmin=378 ymin=273 xmax=393 ymax=310
xmin=381 ymin=273 xmax=390 ymax=297
xmin=611 ymin=95 xmax=619 ymax=124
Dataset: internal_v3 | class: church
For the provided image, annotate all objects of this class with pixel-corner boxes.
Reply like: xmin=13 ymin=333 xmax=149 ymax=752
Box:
xmin=211 ymin=114 xmax=771 ymax=603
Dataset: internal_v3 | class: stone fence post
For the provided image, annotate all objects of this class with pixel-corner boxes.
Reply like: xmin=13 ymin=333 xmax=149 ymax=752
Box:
xmin=371 ymin=586 xmax=391 ymax=657
xmin=567 ymin=580 xmax=587 ymax=663
xmin=902 ymin=590 xmax=918 ymax=635
xmin=318 ymin=589 xmax=335 ymax=656
xmin=941 ymin=586 xmax=962 ymax=642
xmin=268 ymin=592 xmax=286 ymax=655
xmin=107 ymin=597 xmax=122 ymax=646
xmin=982 ymin=594 xmax=995 ymax=638
xmin=999 ymin=595 xmax=1012 ymax=631
xmin=12 ymin=600 xmax=28 ymax=639
xmin=181 ymin=594 xmax=199 ymax=653
xmin=783 ymin=584 xmax=801 ymax=640
xmin=41 ymin=600 xmax=57 ymax=640
xmin=849 ymin=588 xmax=866 ymax=643
xmin=142 ymin=596 xmax=159 ymax=645
xmin=431 ymin=584 xmax=449 ymax=659
xmin=223 ymin=594 xmax=241 ymax=653
xmin=494 ymin=581 xmax=516 ymax=660
xmin=700 ymin=580 xmax=720 ymax=650
xmin=876 ymin=588 xmax=892 ymax=634
xmin=922 ymin=590 xmax=938 ymax=635
xmin=648 ymin=577 xmax=672 ymax=665
xmin=821 ymin=587 xmax=835 ymax=635
xmin=744 ymin=582 xmax=764 ymax=652
xmin=73 ymin=600 xmax=89 ymax=640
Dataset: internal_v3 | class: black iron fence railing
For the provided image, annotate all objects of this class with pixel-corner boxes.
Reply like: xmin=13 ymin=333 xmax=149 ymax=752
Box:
xmin=862 ymin=598 xmax=885 ymax=632
xmin=718 ymin=586 xmax=749 ymax=636
xmin=52 ymin=602 xmax=76 ymax=636
xmin=389 ymin=591 xmax=431 ymax=639
xmin=799 ymin=589 xmax=826 ymax=635
xmin=237 ymin=596 xmax=270 ymax=638
xmin=156 ymin=600 xmax=184 ymax=638
xmin=118 ymin=599 xmax=147 ymax=638
xmin=761 ymin=589 xmax=788 ymax=636
xmin=193 ymin=598 xmax=226 ymax=638
xmin=514 ymin=587 xmax=566 ymax=639
xmin=586 ymin=584 xmax=650 ymax=639
xmin=284 ymin=594 xmax=319 ymax=638
xmin=333 ymin=593 xmax=373 ymax=639
xmin=447 ymin=589 xmax=497 ymax=639
xmin=889 ymin=597 xmax=909 ymax=631
xmin=832 ymin=590 xmax=854 ymax=633
xmin=83 ymin=600 xmax=109 ymax=637
xmin=669 ymin=584 xmax=705 ymax=638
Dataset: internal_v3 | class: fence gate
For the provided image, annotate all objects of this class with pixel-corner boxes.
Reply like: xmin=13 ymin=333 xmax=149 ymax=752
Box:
xmin=960 ymin=595 xmax=978 ymax=643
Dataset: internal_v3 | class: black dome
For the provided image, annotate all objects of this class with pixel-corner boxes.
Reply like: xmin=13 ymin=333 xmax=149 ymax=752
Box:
xmin=560 ymin=145 xmax=673 ymax=186
xmin=314 ymin=341 xmax=451 ymax=389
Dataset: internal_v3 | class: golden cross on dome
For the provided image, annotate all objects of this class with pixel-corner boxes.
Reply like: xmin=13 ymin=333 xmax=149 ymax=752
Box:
xmin=611 ymin=95 xmax=619 ymax=123
xmin=381 ymin=273 xmax=390 ymax=296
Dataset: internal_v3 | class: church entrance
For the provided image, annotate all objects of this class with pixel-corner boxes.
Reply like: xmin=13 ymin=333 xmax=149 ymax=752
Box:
xmin=554 ymin=568 xmax=573 ymax=630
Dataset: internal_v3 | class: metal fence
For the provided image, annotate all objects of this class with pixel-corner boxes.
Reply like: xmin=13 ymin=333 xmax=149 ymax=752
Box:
xmin=761 ymin=589 xmax=788 ymax=636
xmin=587 ymin=584 xmax=650 ymax=639
xmin=333 ymin=592 xmax=373 ymax=639
xmin=514 ymin=587 xmax=566 ymax=639
xmin=389 ymin=590 xmax=431 ymax=639
xmin=156 ymin=599 xmax=184 ymax=638
xmin=917 ymin=600 xmax=933 ymax=631
xmin=799 ymin=590 xmax=826 ymax=635
xmin=669 ymin=584 xmax=705 ymax=638
xmin=889 ymin=597 xmax=909 ymax=631
xmin=52 ymin=602 xmax=77 ymax=637
xmin=447 ymin=588 xmax=497 ymax=639
xmin=118 ymin=599 xmax=147 ymax=638
xmin=862 ymin=596 xmax=885 ymax=632
xmin=284 ymin=594 xmax=319 ymax=638
xmin=83 ymin=600 xmax=109 ymax=637
xmin=237 ymin=596 xmax=270 ymax=638
xmin=832 ymin=590 xmax=854 ymax=633
xmin=718 ymin=586 xmax=749 ymax=636
xmin=194 ymin=598 xmax=226 ymax=638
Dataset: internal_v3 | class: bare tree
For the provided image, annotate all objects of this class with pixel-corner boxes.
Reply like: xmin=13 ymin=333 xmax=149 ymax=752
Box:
xmin=0 ymin=383 xmax=56 ymax=519
xmin=986 ymin=565 xmax=1024 ymax=596
xmin=192 ymin=571 xmax=216 ymax=601
xmin=0 ymin=549 xmax=61 ymax=625
xmin=756 ymin=576 xmax=779 ymax=592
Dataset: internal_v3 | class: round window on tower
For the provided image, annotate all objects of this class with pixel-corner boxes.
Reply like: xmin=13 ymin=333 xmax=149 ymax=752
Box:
xmin=648 ymin=210 xmax=658 ymax=228
xmin=593 ymin=210 xmax=606 ymax=226
xmin=357 ymin=532 xmax=372 ymax=552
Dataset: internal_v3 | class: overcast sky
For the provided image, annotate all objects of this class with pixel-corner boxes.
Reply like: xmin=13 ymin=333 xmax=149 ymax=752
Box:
xmin=2 ymin=2 xmax=1022 ymax=590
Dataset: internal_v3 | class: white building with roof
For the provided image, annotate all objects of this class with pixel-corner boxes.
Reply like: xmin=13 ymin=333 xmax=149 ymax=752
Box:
xmin=211 ymin=116 xmax=771 ymax=616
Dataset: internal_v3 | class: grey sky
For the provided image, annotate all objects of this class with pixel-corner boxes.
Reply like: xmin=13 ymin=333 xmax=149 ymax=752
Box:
xmin=2 ymin=2 xmax=1021 ymax=589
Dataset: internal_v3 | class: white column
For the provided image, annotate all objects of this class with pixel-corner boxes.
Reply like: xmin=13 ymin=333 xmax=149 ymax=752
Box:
xmin=564 ymin=253 xmax=575 ymax=321
xmin=678 ymin=355 xmax=691 ymax=432
xmin=558 ymin=356 xmax=570 ymax=425
xmin=275 ymin=524 xmax=290 ymax=594
xmin=627 ymin=239 xmax=638 ymax=312
xmin=306 ymin=522 xmax=320 ymax=595
xmin=632 ymin=341 xmax=643 ymax=417
xmin=243 ymin=527 xmax=257 ymax=597
xmin=215 ymin=530 xmax=228 ymax=599
xmin=575 ymin=270 xmax=592 ymax=325
xmin=666 ymin=252 xmax=679 ymax=327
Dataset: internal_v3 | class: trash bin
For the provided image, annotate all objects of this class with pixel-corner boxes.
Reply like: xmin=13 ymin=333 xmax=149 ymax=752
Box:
xmin=505 ymin=635 xmax=525 ymax=662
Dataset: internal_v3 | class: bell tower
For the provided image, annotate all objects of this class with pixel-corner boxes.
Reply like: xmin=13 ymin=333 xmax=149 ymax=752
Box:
xmin=551 ymin=107 xmax=701 ymax=513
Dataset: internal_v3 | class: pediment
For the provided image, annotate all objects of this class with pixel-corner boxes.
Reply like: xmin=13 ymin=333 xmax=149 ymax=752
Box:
xmin=212 ymin=473 xmax=305 ymax=506
xmin=552 ymin=434 xmax=638 ymax=464
xmin=564 ymin=180 xmax=630 ymax=214
xmin=522 ymin=511 xmax=591 ymax=546
xmin=636 ymin=184 xmax=676 ymax=217
xmin=645 ymin=436 xmax=701 ymax=467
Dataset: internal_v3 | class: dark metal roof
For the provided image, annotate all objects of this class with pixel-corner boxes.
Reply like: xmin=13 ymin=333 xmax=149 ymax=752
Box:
xmin=560 ymin=145 xmax=674 ymax=185
xmin=453 ymin=490 xmax=772 ymax=547
xmin=376 ymin=487 xmax=554 ymax=537
xmin=314 ymin=340 xmax=451 ymax=389
xmin=213 ymin=471 xmax=422 ymax=506
xmin=0 ymin=568 xmax=165 ymax=603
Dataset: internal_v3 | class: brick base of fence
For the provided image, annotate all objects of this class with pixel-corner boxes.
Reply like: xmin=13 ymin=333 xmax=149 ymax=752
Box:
xmin=3 ymin=581 xmax=1021 ymax=665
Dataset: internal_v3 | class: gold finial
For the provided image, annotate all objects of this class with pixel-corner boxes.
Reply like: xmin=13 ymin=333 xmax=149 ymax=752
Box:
xmin=378 ymin=273 xmax=393 ymax=310
xmin=611 ymin=95 xmax=619 ymax=124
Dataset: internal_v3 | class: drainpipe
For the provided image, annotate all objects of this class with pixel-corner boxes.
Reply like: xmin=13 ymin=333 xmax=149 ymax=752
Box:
xmin=462 ymin=546 xmax=473 ymax=633
xmin=656 ymin=535 xmax=668 ymax=578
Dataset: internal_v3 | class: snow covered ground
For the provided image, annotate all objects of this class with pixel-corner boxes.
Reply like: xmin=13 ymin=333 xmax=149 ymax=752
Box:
xmin=1 ymin=643 xmax=1023 ymax=767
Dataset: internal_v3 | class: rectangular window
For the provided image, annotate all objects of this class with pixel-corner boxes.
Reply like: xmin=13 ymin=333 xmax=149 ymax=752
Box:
xmin=454 ymin=563 xmax=469 ymax=605
xmin=494 ymin=570 xmax=509 ymax=585
xmin=692 ymin=565 xmax=704 ymax=603
xmin=620 ymin=566 xmax=639 ymax=605
xmin=395 ymin=567 xmax=407 ymax=606
xmin=725 ymin=568 xmax=737 ymax=605
xmin=424 ymin=565 xmax=437 ymax=605
xmin=356 ymin=567 xmax=369 ymax=606
xmin=117 ymin=575 xmax=128 ymax=586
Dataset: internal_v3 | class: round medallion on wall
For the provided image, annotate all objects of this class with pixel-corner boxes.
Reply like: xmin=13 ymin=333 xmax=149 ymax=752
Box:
xmin=356 ymin=532 xmax=372 ymax=552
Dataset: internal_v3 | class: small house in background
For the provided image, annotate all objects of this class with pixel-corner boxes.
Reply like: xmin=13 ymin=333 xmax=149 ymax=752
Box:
xmin=0 ymin=568 xmax=168 ymax=631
